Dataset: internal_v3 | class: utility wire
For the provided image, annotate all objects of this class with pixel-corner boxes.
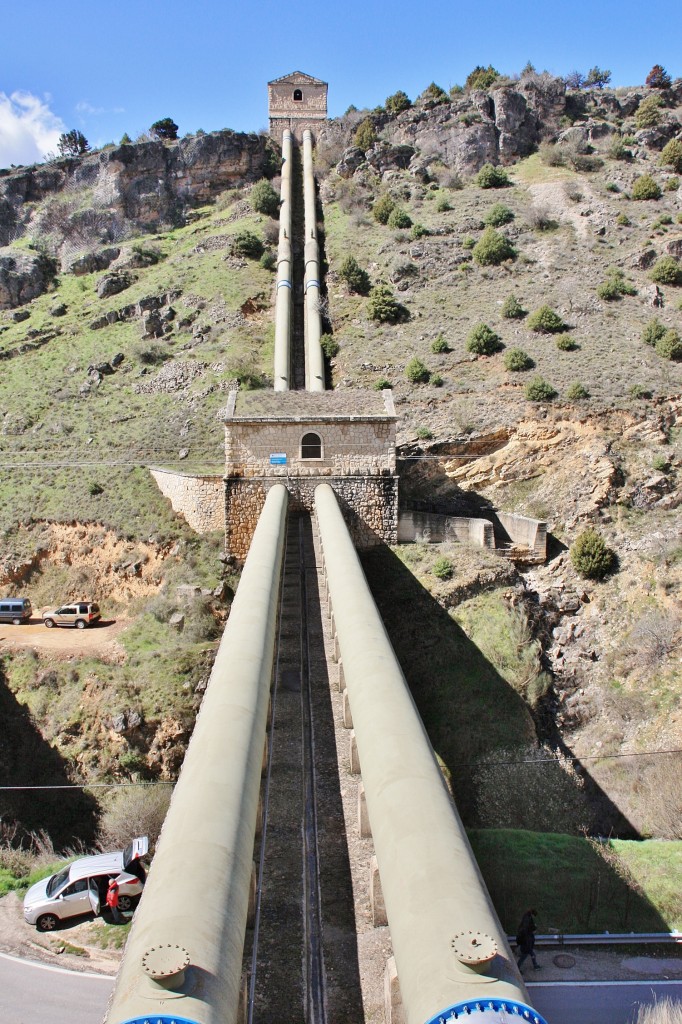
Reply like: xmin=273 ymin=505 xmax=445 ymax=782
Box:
xmin=3 ymin=748 xmax=681 ymax=791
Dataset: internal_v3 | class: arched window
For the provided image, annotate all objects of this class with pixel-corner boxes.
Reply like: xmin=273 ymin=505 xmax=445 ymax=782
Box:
xmin=293 ymin=89 xmax=303 ymax=102
xmin=301 ymin=432 xmax=322 ymax=460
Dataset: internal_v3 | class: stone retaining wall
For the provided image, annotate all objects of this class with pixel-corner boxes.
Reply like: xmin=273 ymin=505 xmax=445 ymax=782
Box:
xmin=497 ymin=511 xmax=547 ymax=561
xmin=397 ymin=510 xmax=494 ymax=548
xmin=226 ymin=476 xmax=398 ymax=560
xmin=150 ymin=468 xmax=224 ymax=534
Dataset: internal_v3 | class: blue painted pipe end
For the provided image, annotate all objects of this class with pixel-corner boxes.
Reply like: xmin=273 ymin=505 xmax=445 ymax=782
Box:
xmin=120 ymin=1016 xmax=200 ymax=1024
xmin=425 ymin=998 xmax=549 ymax=1023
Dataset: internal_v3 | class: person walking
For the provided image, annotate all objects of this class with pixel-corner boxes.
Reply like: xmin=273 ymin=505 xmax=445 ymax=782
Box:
xmin=106 ymin=878 xmax=122 ymax=924
xmin=516 ymin=908 xmax=540 ymax=970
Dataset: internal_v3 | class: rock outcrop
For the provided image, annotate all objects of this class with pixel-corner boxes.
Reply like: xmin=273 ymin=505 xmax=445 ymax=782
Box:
xmin=0 ymin=247 xmax=55 ymax=309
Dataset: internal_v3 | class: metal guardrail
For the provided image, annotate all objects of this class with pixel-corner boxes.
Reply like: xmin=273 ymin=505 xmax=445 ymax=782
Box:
xmin=510 ymin=932 xmax=682 ymax=946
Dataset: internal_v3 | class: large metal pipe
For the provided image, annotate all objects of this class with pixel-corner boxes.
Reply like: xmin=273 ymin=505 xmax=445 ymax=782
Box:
xmin=274 ymin=130 xmax=293 ymax=391
xmin=314 ymin=484 xmax=549 ymax=1024
xmin=104 ymin=484 xmax=289 ymax=1024
xmin=302 ymin=128 xmax=325 ymax=392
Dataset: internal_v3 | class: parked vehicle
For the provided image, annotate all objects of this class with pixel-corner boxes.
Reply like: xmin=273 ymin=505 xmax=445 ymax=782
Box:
xmin=0 ymin=597 xmax=32 ymax=625
xmin=23 ymin=837 xmax=148 ymax=931
xmin=42 ymin=601 xmax=101 ymax=629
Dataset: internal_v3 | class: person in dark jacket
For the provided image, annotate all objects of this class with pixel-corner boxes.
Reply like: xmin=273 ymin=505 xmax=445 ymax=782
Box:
xmin=106 ymin=878 xmax=122 ymax=924
xmin=516 ymin=908 xmax=539 ymax=970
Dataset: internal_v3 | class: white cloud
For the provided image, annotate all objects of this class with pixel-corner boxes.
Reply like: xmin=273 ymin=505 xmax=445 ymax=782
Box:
xmin=76 ymin=100 xmax=105 ymax=117
xmin=0 ymin=91 xmax=66 ymax=168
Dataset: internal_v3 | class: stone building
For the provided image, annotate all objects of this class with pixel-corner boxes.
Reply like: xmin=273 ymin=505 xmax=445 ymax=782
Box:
xmin=268 ymin=71 xmax=328 ymax=143
xmin=223 ymin=389 xmax=398 ymax=559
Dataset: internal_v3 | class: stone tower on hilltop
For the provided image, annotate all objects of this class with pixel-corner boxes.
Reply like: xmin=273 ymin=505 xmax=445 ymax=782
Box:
xmin=268 ymin=71 xmax=328 ymax=143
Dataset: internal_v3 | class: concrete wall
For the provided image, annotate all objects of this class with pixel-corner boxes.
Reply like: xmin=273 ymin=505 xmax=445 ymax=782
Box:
xmin=497 ymin=511 xmax=547 ymax=560
xmin=150 ymin=468 xmax=225 ymax=534
xmin=398 ymin=511 xmax=494 ymax=548
xmin=225 ymin=419 xmax=395 ymax=478
xmin=225 ymin=476 xmax=398 ymax=560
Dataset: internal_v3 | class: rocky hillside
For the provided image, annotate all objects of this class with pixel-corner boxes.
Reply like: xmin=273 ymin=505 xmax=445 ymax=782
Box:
xmin=0 ymin=74 xmax=680 ymax=848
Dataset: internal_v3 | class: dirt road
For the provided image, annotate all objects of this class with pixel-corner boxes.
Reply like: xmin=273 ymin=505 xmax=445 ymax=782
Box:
xmin=0 ymin=620 xmax=128 ymax=660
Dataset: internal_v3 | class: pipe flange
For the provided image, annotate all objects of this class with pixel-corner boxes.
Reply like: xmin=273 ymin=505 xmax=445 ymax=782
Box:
xmin=142 ymin=942 xmax=190 ymax=982
xmin=451 ymin=930 xmax=497 ymax=966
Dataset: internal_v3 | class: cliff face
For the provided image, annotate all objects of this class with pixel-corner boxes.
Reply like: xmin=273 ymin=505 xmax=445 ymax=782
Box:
xmin=0 ymin=129 xmax=273 ymax=247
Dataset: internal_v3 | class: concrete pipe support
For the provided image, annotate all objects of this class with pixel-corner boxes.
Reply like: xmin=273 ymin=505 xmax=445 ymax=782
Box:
xmin=302 ymin=128 xmax=325 ymax=392
xmin=314 ymin=484 xmax=549 ymax=1024
xmin=105 ymin=484 xmax=289 ymax=1024
xmin=274 ymin=130 xmax=293 ymax=391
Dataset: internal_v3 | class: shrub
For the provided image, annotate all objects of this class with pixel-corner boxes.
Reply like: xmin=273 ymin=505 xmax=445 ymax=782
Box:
xmin=643 ymin=319 xmax=667 ymax=347
xmin=419 ymin=82 xmax=449 ymax=105
xmin=373 ymin=193 xmax=396 ymax=224
xmin=98 ymin=787 xmax=171 ymax=854
xmin=250 ymin=179 xmax=280 ymax=217
xmin=432 ymin=555 xmax=453 ymax=580
xmin=570 ymin=529 xmax=615 ymax=579
xmin=354 ymin=118 xmax=377 ymax=151
xmin=430 ymin=373 xmax=444 ymax=387
xmin=416 ymin=426 xmax=433 ymax=440
xmin=259 ymin=250 xmax=276 ymax=271
xmin=527 ymin=305 xmax=566 ymax=333
xmin=567 ymin=382 xmax=589 ymax=399
xmin=320 ymin=334 xmax=339 ymax=358
xmin=476 ymin=163 xmax=511 ymax=189
xmin=556 ymin=335 xmax=578 ymax=351
xmin=385 ymin=90 xmax=411 ymax=114
xmin=231 ymin=230 xmax=264 ymax=259
xmin=410 ymin=223 xmax=429 ymax=239
xmin=58 ymin=130 xmax=90 ymax=156
xmin=608 ymin=137 xmax=631 ymax=161
xmin=585 ymin=66 xmax=611 ymax=89
xmin=465 ymin=65 xmax=501 ymax=90
xmin=650 ymin=256 xmax=682 ymax=285
xmin=526 ymin=204 xmax=558 ymax=231
xmin=339 ymin=255 xmax=370 ymax=294
xmin=150 ymin=117 xmax=179 ymax=141
xmin=635 ymin=94 xmax=663 ymax=130
xmin=646 ymin=65 xmax=672 ymax=89
xmin=596 ymin=269 xmax=637 ymax=300
xmin=605 ymin=182 xmax=620 ymax=193
xmin=655 ymin=329 xmax=682 ymax=360
xmin=660 ymin=139 xmax=682 ymax=174
xmin=435 ymin=194 xmax=452 ymax=213
xmin=652 ymin=214 xmax=673 ymax=228
xmin=431 ymin=334 xmax=449 ymax=353
xmin=629 ymin=383 xmax=649 ymax=399
xmin=462 ymin=235 xmax=476 ymax=249
xmin=387 ymin=207 xmax=412 ymax=229
xmin=652 ymin=453 xmax=669 ymax=472
xmin=484 ymin=203 xmax=514 ymax=226
xmin=472 ymin=227 xmax=516 ymax=265
xmin=373 ymin=377 xmax=392 ymax=390
xmin=632 ymin=175 xmax=661 ymax=201
xmin=501 ymin=293 xmax=525 ymax=319
xmin=368 ymin=285 xmax=406 ymax=323
xmin=616 ymin=213 xmax=631 ymax=226
xmin=405 ymin=357 xmax=430 ymax=383
xmin=504 ymin=347 xmax=533 ymax=371
xmin=525 ymin=376 xmax=557 ymax=401
xmin=665 ymin=177 xmax=680 ymax=192
xmin=466 ymin=322 xmax=502 ymax=355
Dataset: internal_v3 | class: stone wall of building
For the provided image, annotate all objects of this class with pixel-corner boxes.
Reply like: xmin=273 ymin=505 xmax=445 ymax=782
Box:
xmin=150 ymin=469 xmax=225 ymax=534
xmin=225 ymin=476 xmax=398 ymax=561
xmin=225 ymin=420 xmax=395 ymax=477
xmin=268 ymin=74 xmax=327 ymax=143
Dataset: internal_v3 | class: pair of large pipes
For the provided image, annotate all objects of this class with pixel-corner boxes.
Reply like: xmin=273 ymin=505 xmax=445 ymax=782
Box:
xmin=273 ymin=128 xmax=324 ymax=392
xmin=314 ymin=483 xmax=548 ymax=1024
xmin=103 ymin=484 xmax=289 ymax=1024
xmin=302 ymin=128 xmax=325 ymax=391
xmin=274 ymin=131 xmax=293 ymax=391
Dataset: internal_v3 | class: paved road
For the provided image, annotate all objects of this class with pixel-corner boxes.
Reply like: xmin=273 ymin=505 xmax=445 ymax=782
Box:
xmin=528 ymin=979 xmax=682 ymax=1024
xmin=0 ymin=951 xmax=114 ymax=1024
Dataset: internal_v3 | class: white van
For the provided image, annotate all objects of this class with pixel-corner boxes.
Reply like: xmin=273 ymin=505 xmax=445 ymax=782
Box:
xmin=0 ymin=597 xmax=32 ymax=624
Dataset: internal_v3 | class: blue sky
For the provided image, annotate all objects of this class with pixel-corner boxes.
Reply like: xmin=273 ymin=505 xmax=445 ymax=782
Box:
xmin=1 ymin=0 xmax=681 ymax=167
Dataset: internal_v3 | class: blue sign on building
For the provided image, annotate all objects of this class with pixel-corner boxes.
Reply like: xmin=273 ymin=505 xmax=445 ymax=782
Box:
xmin=269 ymin=453 xmax=287 ymax=465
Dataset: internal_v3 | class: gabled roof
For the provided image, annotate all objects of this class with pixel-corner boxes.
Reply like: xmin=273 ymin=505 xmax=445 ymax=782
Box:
xmin=268 ymin=71 xmax=327 ymax=87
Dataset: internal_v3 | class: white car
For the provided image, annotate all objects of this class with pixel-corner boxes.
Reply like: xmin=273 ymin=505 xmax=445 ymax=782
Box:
xmin=23 ymin=837 xmax=148 ymax=931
